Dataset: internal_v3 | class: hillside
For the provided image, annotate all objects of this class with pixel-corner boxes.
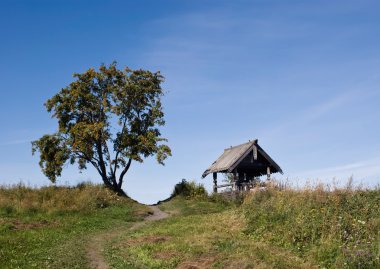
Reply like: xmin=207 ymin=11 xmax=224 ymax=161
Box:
xmin=0 ymin=183 xmax=149 ymax=268
xmin=104 ymin=184 xmax=379 ymax=269
xmin=0 ymin=182 xmax=379 ymax=268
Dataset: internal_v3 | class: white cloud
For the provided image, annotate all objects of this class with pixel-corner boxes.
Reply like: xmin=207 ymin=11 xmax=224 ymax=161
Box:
xmin=288 ymin=157 xmax=380 ymax=188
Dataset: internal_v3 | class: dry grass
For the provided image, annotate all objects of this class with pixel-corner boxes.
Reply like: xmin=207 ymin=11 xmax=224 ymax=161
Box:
xmin=105 ymin=196 xmax=315 ymax=268
xmin=104 ymin=181 xmax=379 ymax=269
xmin=0 ymin=182 xmax=149 ymax=269
xmin=0 ymin=182 xmax=127 ymax=215
xmin=243 ymin=183 xmax=380 ymax=268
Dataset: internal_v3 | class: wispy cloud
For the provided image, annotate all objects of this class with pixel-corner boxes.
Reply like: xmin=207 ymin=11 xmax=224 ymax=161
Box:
xmin=0 ymin=139 xmax=31 ymax=146
xmin=290 ymin=157 xmax=380 ymax=187
xmin=258 ymin=89 xmax=360 ymax=140
xmin=305 ymin=92 xmax=356 ymax=122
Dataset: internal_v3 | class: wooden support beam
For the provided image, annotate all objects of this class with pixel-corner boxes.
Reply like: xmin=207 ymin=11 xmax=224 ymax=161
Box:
xmin=233 ymin=169 xmax=238 ymax=191
xmin=251 ymin=146 xmax=258 ymax=163
xmin=267 ymin=166 xmax=271 ymax=181
xmin=213 ymin=172 xmax=217 ymax=193
xmin=238 ymin=173 xmax=245 ymax=191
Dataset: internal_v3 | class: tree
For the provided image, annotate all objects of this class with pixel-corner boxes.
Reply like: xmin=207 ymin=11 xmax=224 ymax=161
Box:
xmin=32 ymin=62 xmax=171 ymax=195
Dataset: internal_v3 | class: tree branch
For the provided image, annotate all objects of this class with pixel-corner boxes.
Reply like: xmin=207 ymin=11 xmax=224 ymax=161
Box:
xmin=118 ymin=158 xmax=132 ymax=188
xmin=113 ymin=117 xmax=128 ymax=177
xmin=95 ymin=140 xmax=110 ymax=183
xmin=73 ymin=151 xmax=103 ymax=178
xmin=103 ymin=141 xmax=114 ymax=177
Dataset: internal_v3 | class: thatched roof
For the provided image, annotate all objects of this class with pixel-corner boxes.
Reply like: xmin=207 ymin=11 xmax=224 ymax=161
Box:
xmin=202 ymin=139 xmax=283 ymax=178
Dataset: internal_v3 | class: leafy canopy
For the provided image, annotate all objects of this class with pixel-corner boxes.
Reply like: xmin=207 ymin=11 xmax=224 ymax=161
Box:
xmin=32 ymin=62 xmax=171 ymax=193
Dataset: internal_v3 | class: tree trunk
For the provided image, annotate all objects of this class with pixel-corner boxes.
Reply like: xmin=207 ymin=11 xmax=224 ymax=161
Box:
xmin=101 ymin=176 xmax=127 ymax=196
xmin=95 ymin=156 xmax=131 ymax=196
xmin=109 ymin=181 xmax=127 ymax=196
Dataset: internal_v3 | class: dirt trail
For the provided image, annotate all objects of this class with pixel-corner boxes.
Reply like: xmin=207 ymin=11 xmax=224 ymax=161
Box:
xmin=87 ymin=206 xmax=169 ymax=269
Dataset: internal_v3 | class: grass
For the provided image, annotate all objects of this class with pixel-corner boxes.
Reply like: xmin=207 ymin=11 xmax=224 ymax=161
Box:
xmin=1 ymin=180 xmax=378 ymax=268
xmin=104 ymin=182 xmax=379 ymax=269
xmin=104 ymin=196 xmax=316 ymax=269
xmin=242 ymin=186 xmax=380 ymax=268
xmin=0 ymin=183 xmax=149 ymax=269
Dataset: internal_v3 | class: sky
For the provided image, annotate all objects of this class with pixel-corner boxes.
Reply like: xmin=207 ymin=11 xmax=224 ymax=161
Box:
xmin=0 ymin=0 xmax=379 ymax=204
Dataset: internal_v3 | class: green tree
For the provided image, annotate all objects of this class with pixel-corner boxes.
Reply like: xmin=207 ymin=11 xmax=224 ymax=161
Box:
xmin=32 ymin=62 xmax=171 ymax=195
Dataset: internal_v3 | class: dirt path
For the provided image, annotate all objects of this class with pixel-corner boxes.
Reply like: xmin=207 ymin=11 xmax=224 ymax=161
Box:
xmin=87 ymin=206 xmax=169 ymax=269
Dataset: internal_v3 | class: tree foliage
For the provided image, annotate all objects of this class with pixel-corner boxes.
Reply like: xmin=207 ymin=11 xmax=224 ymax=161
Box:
xmin=32 ymin=62 xmax=171 ymax=194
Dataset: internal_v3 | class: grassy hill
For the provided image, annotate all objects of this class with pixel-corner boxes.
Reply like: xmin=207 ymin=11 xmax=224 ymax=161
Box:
xmin=0 ymin=183 xmax=149 ymax=268
xmin=242 ymin=186 xmax=379 ymax=268
xmin=0 ymin=181 xmax=379 ymax=268
xmin=104 ymin=182 xmax=379 ymax=269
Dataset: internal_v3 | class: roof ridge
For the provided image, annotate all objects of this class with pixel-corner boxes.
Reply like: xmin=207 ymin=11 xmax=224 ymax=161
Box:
xmin=224 ymin=139 xmax=257 ymax=151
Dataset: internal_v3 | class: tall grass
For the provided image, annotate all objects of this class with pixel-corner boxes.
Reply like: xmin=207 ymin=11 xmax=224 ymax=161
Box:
xmin=243 ymin=185 xmax=380 ymax=268
xmin=0 ymin=182 xmax=129 ymax=216
xmin=0 ymin=182 xmax=147 ymax=269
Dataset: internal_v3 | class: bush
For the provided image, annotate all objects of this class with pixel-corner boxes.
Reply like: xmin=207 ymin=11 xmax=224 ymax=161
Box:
xmin=171 ymin=179 xmax=207 ymax=199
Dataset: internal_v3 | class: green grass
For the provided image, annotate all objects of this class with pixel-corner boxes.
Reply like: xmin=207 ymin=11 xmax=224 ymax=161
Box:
xmin=104 ymin=186 xmax=379 ymax=269
xmin=104 ymin=196 xmax=315 ymax=269
xmin=157 ymin=194 xmax=231 ymax=216
xmin=1 ymin=181 xmax=378 ymax=268
xmin=243 ymin=187 xmax=380 ymax=269
xmin=0 ymin=183 xmax=149 ymax=269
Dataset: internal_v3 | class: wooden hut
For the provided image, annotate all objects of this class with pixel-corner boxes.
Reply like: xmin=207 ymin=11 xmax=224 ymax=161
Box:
xmin=202 ymin=139 xmax=283 ymax=193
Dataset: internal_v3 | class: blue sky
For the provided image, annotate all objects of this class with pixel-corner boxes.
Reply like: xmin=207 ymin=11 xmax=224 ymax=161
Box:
xmin=0 ymin=0 xmax=379 ymax=204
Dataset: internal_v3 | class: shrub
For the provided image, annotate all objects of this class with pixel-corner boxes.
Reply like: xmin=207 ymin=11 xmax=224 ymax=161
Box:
xmin=171 ymin=179 xmax=207 ymax=199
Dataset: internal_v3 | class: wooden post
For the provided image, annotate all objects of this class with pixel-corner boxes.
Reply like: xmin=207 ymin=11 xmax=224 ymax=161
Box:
xmin=234 ymin=170 xmax=238 ymax=191
xmin=238 ymin=173 xmax=245 ymax=191
xmin=213 ymin=172 xmax=217 ymax=193
xmin=267 ymin=166 xmax=271 ymax=181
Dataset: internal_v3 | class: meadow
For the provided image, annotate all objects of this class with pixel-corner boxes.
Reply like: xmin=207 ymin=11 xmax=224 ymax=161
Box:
xmin=0 ymin=181 xmax=379 ymax=268
xmin=0 ymin=183 xmax=149 ymax=268
xmin=104 ymin=181 xmax=379 ymax=269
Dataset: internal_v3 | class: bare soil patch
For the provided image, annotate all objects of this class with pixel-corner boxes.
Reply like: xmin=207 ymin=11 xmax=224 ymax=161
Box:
xmin=153 ymin=250 xmax=179 ymax=260
xmin=176 ymin=255 xmax=218 ymax=269
xmin=8 ymin=220 xmax=59 ymax=230
xmin=127 ymin=235 xmax=171 ymax=246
